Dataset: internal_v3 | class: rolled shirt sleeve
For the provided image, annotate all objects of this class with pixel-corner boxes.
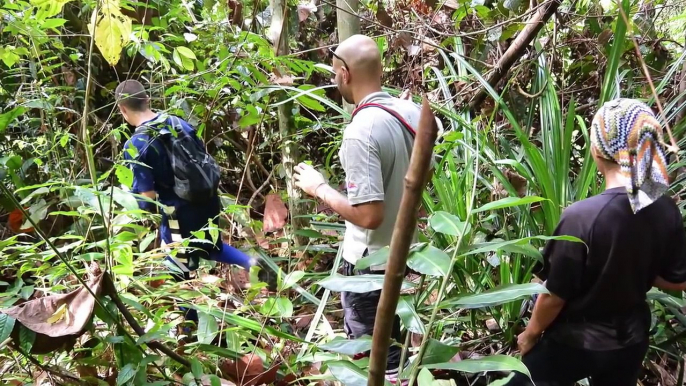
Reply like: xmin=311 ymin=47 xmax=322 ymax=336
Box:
xmin=340 ymin=137 xmax=385 ymax=206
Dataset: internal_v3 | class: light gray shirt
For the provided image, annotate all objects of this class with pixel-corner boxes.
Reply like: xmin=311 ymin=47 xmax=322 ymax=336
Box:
xmin=339 ymin=92 xmax=421 ymax=269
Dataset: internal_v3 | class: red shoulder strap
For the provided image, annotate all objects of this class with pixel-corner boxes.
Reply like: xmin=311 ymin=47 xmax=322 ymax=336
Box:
xmin=352 ymin=103 xmax=417 ymax=137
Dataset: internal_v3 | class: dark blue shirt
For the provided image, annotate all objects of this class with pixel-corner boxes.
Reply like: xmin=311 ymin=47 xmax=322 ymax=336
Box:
xmin=123 ymin=113 xmax=222 ymax=256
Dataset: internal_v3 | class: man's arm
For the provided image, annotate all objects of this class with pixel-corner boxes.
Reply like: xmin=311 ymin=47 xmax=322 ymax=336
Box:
xmin=124 ymin=139 xmax=157 ymax=212
xmin=314 ymin=184 xmax=384 ymax=229
xmin=654 ymin=276 xmax=686 ymax=292
xmin=518 ymin=214 xmax=586 ymax=355
xmin=293 ymin=163 xmax=384 ymax=229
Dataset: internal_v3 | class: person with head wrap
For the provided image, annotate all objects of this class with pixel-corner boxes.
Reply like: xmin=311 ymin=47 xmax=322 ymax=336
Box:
xmin=507 ymin=98 xmax=686 ymax=386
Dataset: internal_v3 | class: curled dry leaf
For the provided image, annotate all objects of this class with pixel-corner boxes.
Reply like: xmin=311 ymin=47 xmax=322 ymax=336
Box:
xmin=297 ymin=1 xmax=317 ymax=22
xmin=2 ymin=271 xmax=105 ymax=354
xmin=263 ymin=193 xmax=288 ymax=232
xmin=269 ymin=73 xmax=297 ymax=86
xmin=221 ymin=355 xmax=280 ymax=386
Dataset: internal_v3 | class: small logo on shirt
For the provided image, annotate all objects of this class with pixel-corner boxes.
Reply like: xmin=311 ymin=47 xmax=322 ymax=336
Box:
xmin=347 ymin=182 xmax=357 ymax=189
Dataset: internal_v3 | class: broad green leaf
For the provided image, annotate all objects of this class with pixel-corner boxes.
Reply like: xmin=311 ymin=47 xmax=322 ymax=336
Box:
xmin=207 ymin=375 xmax=222 ymax=386
xmin=115 ymin=165 xmax=133 ymax=190
xmin=327 ymin=360 xmax=369 ymax=386
xmin=117 ymin=363 xmax=137 ymax=385
xmin=474 ymin=196 xmax=546 ymax=213
xmin=423 ymin=355 xmax=530 ymax=377
xmin=417 ymin=368 xmax=435 ymax=385
xmin=0 ymin=107 xmax=26 ymax=133
xmin=355 ymin=246 xmax=389 ymax=270
xmin=0 ymin=314 xmax=16 ymax=344
xmin=648 ymin=289 xmax=686 ymax=308
xmin=317 ymin=274 xmax=416 ymax=293
xmin=279 ymin=270 xmax=305 ymax=291
xmin=460 ymin=235 xmax=584 ymax=257
xmin=429 ymin=211 xmax=470 ymax=236
xmin=407 ymin=244 xmax=450 ymax=277
xmin=441 ymin=283 xmax=548 ymax=309
xmin=19 ymin=323 xmax=35 ymax=354
xmin=176 ymin=46 xmax=197 ymax=60
xmin=190 ymin=358 xmax=203 ymax=378
xmin=41 ymin=18 xmax=67 ymax=30
xmin=422 ymin=339 xmax=460 ymax=365
xmin=261 ymin=297 xmax=294 ymax=317
xmin=197 ymin=312 xmax=218 ymax=345
xmin=396 ymin=296 xmax=425 ymax=334
xmin=319 ymin=336 xmax=372 ymax=355
xmin=499 ymin=243 xmax=542 ymax=260
xmin=111 ymin=187 xmax=140 ymax=212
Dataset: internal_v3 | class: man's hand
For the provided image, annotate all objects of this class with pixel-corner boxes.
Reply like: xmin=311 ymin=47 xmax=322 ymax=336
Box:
xmin=399 ymin=89 xmax=412 ymax=100
xmin=294 ymin=163 xmax=327 ymax=197
xmin=517 ymin=329 xmax=540 ymax=356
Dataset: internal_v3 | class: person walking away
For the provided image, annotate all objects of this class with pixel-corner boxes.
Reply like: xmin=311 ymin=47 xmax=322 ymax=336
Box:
xmin=293 ymin=34 xmax=421 ymax=385
xmin=115 ymin=80 xmax=255 ymax=327
xmin=507 ymin=98 xmax=686 ymax=386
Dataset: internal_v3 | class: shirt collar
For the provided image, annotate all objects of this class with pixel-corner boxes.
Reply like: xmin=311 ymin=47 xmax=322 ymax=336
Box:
xmin=357 ymin=91 xmax=392 ymax=106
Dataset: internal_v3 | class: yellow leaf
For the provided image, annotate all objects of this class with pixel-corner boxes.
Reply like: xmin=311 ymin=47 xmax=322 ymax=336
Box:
xmin=47 ymin=303 xmax=67 ymax=324
xmin=88 ymin=0 xmax=132 ymax=66
xmin=30 ymin=0 xmax=73 ymax=19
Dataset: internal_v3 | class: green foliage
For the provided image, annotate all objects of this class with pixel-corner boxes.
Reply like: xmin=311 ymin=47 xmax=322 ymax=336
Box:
xmin=1 ymin=0 xmax=685 ymax=384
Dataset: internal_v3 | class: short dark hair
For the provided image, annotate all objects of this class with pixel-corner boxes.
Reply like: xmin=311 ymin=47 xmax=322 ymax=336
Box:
xmin=115 ymin=80 xmax=149 ymax=112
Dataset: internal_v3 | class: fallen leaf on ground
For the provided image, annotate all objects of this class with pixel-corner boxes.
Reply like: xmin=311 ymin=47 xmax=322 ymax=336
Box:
xmin=263 ymin=193 xmax=288 ymax=233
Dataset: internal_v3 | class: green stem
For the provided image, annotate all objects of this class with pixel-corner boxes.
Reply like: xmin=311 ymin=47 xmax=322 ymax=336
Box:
xmin=407 ymin=132 xmax=480 ymax=386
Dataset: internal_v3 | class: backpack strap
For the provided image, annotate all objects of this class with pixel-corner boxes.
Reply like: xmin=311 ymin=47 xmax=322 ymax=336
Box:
xmin=351 ymin=103 xmax=417 ymax=137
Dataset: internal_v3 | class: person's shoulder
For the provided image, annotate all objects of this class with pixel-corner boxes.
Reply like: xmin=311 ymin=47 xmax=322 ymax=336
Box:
xmin=344 ymin=114 xmax=375 ymax=141
xmin=652 ymin=194 xmax=681 ymax=220
xmin=560 ymin=194 xmax=610 ymax=222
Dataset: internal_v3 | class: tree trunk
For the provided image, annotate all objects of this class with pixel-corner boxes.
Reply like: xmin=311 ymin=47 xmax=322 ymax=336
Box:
xmin=270 ymin=0 xmax=310 ymax=250
xmin=336 ymin=0 xmax=360 ymax=113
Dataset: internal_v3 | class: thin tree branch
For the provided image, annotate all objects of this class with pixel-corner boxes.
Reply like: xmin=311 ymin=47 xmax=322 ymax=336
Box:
xmin=469 ymin=0 xmax=562 ymax=111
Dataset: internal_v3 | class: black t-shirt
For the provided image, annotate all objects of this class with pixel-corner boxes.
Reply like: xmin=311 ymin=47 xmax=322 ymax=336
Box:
xmin=538 ymin=187 xmax=686 ymax=351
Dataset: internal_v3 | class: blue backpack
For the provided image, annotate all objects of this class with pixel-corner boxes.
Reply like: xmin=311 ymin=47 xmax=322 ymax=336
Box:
xmin=135 ymin=114 xmax=220 ymax=203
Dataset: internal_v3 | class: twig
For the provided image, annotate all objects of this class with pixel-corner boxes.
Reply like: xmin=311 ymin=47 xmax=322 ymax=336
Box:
xmin=469 ymin=0 xmax=562 ymax=111
xmin=615 ymin=1 xmax=679 ymax=156
xmin=516 ymin=78 xmax=548 ymax=99
xmin=14 ymin=345 xmax=86 ymax=385
xmin=103 ymin=273 xmax=192 ymax=368
xmin=675 ymin=31 xmax=686 ymax=126
xmin=368 ymin=97 xmax=438 ymax=385
xmin=247 ymin=169 xmax=275 ymax=209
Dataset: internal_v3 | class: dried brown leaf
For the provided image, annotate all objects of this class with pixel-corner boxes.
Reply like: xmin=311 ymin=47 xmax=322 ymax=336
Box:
xmin=263 ymin=193 xmax=288 ymax=232
xmin=376 ymin=5 xmax=393 ymax=28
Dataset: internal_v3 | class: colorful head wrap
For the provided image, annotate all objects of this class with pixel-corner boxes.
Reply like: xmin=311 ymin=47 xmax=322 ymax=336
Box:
xmin=590 ymin=98 xmax=670 ymax=213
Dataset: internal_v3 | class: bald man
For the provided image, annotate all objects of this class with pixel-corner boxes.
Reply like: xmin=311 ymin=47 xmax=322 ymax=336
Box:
xmin=294 ymin=34 xmax=420 ymax=384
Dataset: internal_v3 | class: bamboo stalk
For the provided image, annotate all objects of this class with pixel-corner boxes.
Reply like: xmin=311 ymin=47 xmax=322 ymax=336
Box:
xmin=367 ymin=97 xmax=439 ymax=386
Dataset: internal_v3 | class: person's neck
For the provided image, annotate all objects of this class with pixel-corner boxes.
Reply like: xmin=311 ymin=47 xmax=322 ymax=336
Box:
xmin=353 ymin=85 xmax=383 ymax=106
xmin=603 ymin=170 xmax=625 ymax=190
xmin=128 ymin=110 xmax=158 ymax=127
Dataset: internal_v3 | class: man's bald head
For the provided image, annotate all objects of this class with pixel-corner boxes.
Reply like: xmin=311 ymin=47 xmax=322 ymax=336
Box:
xmin=334 ymin=35 xmax=382 ymax=78
xmin=333 ymin=35 xmax=383 ymax=104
